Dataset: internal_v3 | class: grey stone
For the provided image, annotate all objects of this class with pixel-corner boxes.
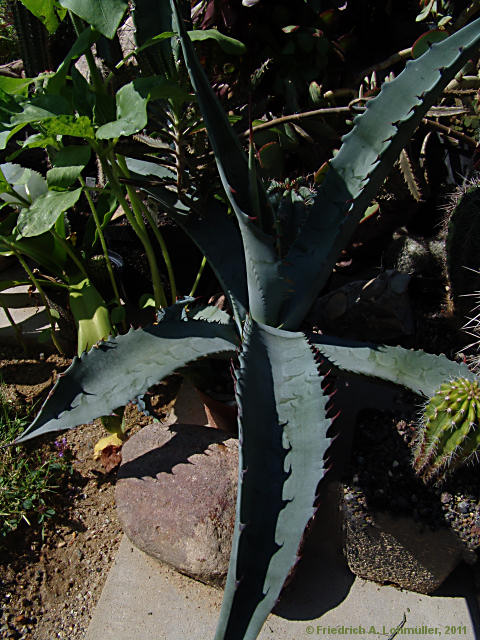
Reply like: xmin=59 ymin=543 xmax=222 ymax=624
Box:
xmin=457 ymin=500 xmax=470 ymax=514
xmin=342 ymin=502 xmax=463 ymax=594
xmin=115 ymin=421 xmax=237 ymax=586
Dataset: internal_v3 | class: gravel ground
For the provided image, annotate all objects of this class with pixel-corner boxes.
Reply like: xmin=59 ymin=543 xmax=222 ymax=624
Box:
xmin=342 ymin=396 xmax=480 ymax=556
xmin=0 ymin=349 xmax=179 ymax=640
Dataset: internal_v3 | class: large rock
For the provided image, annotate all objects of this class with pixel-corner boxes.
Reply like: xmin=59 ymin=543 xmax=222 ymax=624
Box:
xmin=116 ymin=421 xmax=237 ymax=586
xmin=343 ymin=501 xmax=464 ymax=594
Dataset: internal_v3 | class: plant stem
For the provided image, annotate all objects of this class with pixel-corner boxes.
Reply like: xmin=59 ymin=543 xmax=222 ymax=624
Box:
xmin=189 ymin=256 xmax=206 ymax=297
xmin=68 ymin=11 xmax=105 ymax=96
xmin=116 ymin=155 xmax=177 ymax=304
xmin=49 ymin=229 xmax=88 ymax=278
xmin=78 ymin=176 xmax=125 ymax=326
xmin=97 ymin=149 xmax=167 ymax=309
xmin=422 ymin=117 xmax=478 ymax=148
xmin=14 ymin=253 xmax=64 ymax=355
xmin=0 ymin=296 xmax=27 ymax=354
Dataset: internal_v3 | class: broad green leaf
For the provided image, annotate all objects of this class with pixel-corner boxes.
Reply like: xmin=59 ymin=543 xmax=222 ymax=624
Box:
xmin=125 ymin=157 xmax=176 ymax=181
xmin=10 ymin=95 xmax=72 ymax=125
xmin=47 ymin=26 xmax=99 ymax=93
xmin=41 ymin=115 xmax=95 ymax=138
xmin=0 ymin=76 xmax=35 ymax=96
xmin=71 ymin=66 xmax=96 ymax=118
xmin=16 ymin=312 xmax=238 ymax=442
xmin=22 ymin=133 xmax=58 ymax=149
xmin=130 ymin=31 xmax=175 ymax=57
xmin=141 ymin=77 xmax=192 ymax=103
xmin=216 ymin=319 xmax=330 ymax=640
xmin=47 ymin=145 xmax=91 ymax=189
xmin=68 ymin=278 xmax=113 ymax=355
xmin=96 ymin=77 xmax=188 ymax=139
xmin=19 ymin=0 xmax=66 ymax=33
xmin=188 ymin=29 xmax=246 ymax=55
xmin=17 ymin=188 xmax=82 ymax=237
xmin=0 ymin=124 xmax=26 ymax=150
xmin=0 ymin=163 xmax=47 ymax=205
xmin=96 ymin=81 xmax=148 ymax=139
xmin=58 ymin=0 xmax=128 ymax=39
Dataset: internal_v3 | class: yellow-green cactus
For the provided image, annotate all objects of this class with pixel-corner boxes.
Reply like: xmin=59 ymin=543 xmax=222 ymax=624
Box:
xmin=413 ymin=377 xmax=480 ymax=483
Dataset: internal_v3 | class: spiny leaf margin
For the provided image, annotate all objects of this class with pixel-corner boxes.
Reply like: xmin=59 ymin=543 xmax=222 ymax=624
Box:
xmin=16 ymin=311 xmax=239 ymax=443
xmin=215 ymin=319 xmax=332 ymax=640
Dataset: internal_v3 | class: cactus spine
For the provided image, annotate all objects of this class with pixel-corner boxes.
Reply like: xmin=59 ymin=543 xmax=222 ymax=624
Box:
xmin=413 ymin=377 xmax=480 ymax=483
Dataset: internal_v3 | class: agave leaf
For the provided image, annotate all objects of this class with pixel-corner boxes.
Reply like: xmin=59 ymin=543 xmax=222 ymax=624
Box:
xmin=171 ymin=0 xmax=286 ymax=325
xmin=16 ymin=310 xmax=239 ymax=443
xmin=135 ymin=174 xmax=248 ymax=328
xmin=216 ymin=319 xmax=331 ymax=640
xmin=310 ymin=335 xmax=477 ymax=398
xmin=281 ymin=18 xmax=480 ymax=329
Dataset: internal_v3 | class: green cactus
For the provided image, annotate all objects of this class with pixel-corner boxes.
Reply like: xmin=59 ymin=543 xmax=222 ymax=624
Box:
xmin=444 ymin=177 xmax=480 ymax=316
xmin=413 ymin=377 xmax=480 ymax=483
xmin=13 ymin=5 xmax=480 ymax=640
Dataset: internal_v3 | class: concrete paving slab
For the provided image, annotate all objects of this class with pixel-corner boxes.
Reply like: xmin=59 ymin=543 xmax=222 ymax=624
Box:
xmin=0 ymin=265 xmax=49 ymax=343
xmin=87 ymin=476 xmax=480 ymax=640
xmin=86 ymin=534 xmax=478 ymax=640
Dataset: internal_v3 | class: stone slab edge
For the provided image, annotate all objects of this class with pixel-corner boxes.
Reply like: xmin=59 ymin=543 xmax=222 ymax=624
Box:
xmin=86 ymin=535 xmax=474 ymax=640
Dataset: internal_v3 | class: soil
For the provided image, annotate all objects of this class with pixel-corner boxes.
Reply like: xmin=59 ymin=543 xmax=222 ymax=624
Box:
xmin=0 ymin=346 xmax=180 ymax=640
xmin=342 ymin=398 xmax=480 ymax=556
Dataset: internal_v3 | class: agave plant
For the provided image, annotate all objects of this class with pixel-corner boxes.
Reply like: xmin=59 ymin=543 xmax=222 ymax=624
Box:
xmin=15 ymin=4 xmax=480 ymax=640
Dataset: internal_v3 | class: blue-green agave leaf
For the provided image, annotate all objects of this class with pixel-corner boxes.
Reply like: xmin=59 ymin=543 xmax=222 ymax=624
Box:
xmin=137 ymin=179 xmax=248 ymax=328
xmin=310 ymin=335 xmax=477 ymax=398
xmin=171 ymin=0 xmax=285 ymax=325
xmin=216 ymin=318 xmax=332 ymax=640
xmin=280 ymin=18 xmax=480 ymax=329
xmin=16 ymin=313 xmax=239 ymax=443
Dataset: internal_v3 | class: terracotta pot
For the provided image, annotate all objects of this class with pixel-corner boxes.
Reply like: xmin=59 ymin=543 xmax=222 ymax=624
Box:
xmin=172 ymin=378 xmax=237 ymax=434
